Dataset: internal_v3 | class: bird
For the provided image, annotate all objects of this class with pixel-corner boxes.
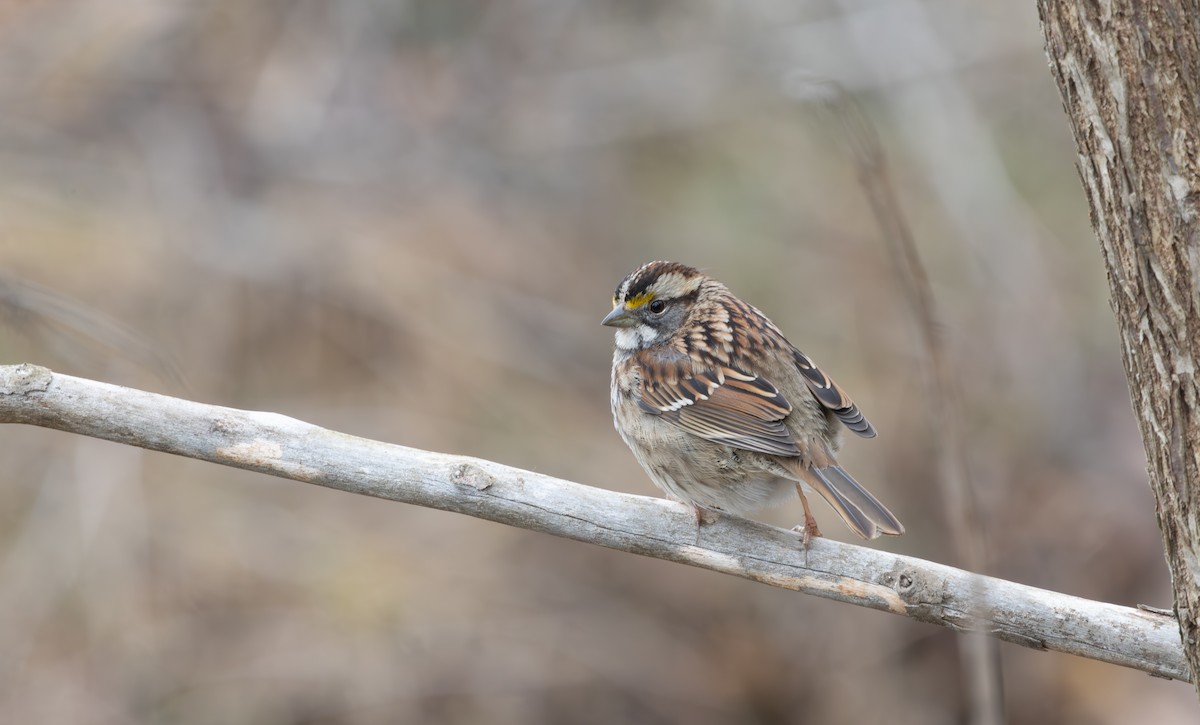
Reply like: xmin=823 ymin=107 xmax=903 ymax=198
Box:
xmin=603 ymin=261 xmax=902 ymax=543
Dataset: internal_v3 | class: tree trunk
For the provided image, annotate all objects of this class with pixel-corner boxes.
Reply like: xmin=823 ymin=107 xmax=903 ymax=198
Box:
xmin=1038 ymin=0 xmax=1200 ymax=693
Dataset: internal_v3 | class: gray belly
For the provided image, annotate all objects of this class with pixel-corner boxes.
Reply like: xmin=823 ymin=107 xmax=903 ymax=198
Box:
xmin=612 ymin=386 xmax=798 ymax=514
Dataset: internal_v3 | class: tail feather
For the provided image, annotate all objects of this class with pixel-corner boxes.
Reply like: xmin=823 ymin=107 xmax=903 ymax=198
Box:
xmin=796 ymin=464 xmax=904 ymax=540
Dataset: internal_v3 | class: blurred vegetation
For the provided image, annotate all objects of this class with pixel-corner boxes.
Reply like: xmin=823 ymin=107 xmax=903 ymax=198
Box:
xmin=0 ymin=1 xmax=1190 ymax=723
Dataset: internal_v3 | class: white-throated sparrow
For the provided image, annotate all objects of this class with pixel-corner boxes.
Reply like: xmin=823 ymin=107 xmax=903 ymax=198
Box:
xmin=604 ymin=261 xmax=903 ymax=542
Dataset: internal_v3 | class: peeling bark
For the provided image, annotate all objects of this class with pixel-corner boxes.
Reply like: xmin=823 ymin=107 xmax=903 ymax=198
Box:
xmin=1039 ymin=0 xmax=1200 ymax=693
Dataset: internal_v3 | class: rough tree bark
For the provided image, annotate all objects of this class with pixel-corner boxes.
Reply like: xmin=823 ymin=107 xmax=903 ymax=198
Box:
xmin=1039 ymin=0 xmax=1200 ymax=693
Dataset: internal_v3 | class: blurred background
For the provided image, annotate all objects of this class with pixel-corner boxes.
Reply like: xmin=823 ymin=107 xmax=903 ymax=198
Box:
xmin=0 ymin=1 xmax=1189 ymax=723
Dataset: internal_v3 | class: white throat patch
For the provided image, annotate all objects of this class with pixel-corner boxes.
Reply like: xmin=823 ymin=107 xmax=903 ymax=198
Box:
xmin=615 ymin=325 xmax=659 ymax=351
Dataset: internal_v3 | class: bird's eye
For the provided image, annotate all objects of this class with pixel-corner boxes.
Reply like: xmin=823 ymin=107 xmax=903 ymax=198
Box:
xmin=648 ymin=299 xmax=667 ymax=315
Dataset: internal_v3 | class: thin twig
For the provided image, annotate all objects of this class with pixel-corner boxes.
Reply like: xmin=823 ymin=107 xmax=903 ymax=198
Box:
xmin=0 ymin=363 xmax=1188 ymax=683
xmin=823 ymin=90 xmax=1004 ymax=724
xmin=0 ymin=274 xmax=186 ymax=390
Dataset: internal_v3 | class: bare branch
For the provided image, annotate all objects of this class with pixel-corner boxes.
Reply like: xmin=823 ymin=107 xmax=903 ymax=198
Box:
xmin=0 ymin=363 xmax=1187 ymax=682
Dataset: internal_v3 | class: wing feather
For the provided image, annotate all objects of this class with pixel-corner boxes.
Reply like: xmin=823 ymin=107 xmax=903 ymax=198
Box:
xmin=792 ymin=349 xmax=876 ymax=438
xmin=635 ymin=353 xmax=801 ymax=456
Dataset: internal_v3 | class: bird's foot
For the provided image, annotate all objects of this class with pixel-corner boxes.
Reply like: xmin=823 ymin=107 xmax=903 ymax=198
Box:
xmin=791 ymin=513 xmax=823 ymax=554
xmin=679 ymin=504 xmax=718 ymax=545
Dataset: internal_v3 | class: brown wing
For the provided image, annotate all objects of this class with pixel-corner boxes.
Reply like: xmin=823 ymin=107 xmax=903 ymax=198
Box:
xmin=792 ymin=349 xmax=876 ymax=438
xmin=635 ymin=352 xmax=802 ymax=457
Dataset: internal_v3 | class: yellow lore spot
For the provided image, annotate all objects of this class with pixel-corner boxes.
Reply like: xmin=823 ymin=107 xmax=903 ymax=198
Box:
xmin=625 ymin=291 xmax=655 ymax=310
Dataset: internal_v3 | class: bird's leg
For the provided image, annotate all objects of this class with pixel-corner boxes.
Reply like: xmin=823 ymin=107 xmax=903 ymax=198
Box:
xmin=662 ymin=491 xmax=718 ymax=527
xmin=792 ymin=484 xmax=823 ymax=550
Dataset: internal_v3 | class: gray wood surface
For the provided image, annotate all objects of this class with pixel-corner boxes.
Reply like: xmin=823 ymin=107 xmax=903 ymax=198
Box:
xmin=0 ymin=363 xmax=1187 ymax=682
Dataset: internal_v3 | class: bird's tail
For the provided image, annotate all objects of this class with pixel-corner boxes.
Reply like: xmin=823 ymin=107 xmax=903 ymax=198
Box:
xmin=793 ymin=463 xmax=904 ymax=540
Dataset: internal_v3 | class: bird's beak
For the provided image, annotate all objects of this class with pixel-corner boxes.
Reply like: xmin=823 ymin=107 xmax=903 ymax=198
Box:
xmin=602 ymin=305 xmax=637 ymax=328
